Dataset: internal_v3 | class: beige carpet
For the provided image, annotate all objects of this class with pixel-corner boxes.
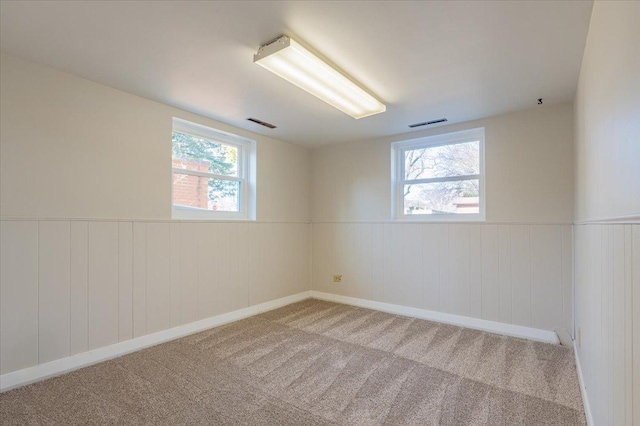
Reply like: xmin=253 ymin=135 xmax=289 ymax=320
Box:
xmin=1 ymin=299 xmax=585 ymax=425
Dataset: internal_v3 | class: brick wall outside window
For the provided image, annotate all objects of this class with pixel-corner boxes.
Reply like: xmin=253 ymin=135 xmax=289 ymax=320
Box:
xmin=172 ymin=158 xmax=212 ymax=209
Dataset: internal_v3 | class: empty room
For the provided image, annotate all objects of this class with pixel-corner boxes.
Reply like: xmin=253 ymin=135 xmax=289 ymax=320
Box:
xmin=0 ymin=1 xmax=638 ymax=425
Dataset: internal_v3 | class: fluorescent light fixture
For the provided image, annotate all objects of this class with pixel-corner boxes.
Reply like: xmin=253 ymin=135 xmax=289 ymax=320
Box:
xmin=254 ymin=35 xmax=386 ymax=119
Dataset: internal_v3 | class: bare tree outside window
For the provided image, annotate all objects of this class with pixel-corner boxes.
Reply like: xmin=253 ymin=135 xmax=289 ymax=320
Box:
xmin=403 ymin=141 xmax=480 ymax=215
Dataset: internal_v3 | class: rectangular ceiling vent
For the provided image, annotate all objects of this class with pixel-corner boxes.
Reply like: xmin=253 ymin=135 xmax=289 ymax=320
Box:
xmin=408 ymin=118 xmax=448 ymax=128
xmin=247 ymin=117 xmax=277 ymax=129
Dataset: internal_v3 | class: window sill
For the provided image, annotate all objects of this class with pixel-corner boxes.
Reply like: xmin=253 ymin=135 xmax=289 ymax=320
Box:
xmin=172 ymin=206 xmax=254 ymax=221
xmin=394 ymin=213 xmax=486 ymax=223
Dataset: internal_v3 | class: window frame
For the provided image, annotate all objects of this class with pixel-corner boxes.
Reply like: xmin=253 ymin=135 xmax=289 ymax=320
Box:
xmin=171 ymin=118 xmax=256 ymax=220
xmin=391 ymin=127 xmax=485 ymax=222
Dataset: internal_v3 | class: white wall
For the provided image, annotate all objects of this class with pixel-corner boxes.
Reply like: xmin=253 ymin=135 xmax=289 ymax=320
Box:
xmin=313 ymin=223 xmax=573 ymax=334
xmin=311 ymin=103 xmax=575 ymax=339
xmin=574 ymin=224 xmax=639 ymax=426
xmin=0 ymin=53 xmax=310 ymax=222
xmin=0 ymin=54 xmax=312 ymax=376
xmin=312 ymin=103 xmax=574 ymax=224
xmin=573 ymin=3 xmax=640 ymax=223
xmin=0 ymin=220 xmax=310 ymax=375
xmin=573 ymin=2 xmax=640 ymax=425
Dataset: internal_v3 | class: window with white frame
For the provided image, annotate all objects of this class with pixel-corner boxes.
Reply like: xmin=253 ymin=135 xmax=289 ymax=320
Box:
xmin=392 ymin=128 xmax=485 ymax=221
xmin=172 ymin=118 xmax=255 ymax=220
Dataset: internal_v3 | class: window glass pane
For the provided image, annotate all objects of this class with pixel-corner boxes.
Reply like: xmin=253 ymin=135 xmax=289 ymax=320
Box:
xmin=404 ymin=179 xmax=479 ymax=215
xmin=404 ymin=141 xmax=479 ymax=180
xmin=173 ymin=173 xmax=239 ymax=212
xmin=172 ymin=131 xmax=238 ymax=177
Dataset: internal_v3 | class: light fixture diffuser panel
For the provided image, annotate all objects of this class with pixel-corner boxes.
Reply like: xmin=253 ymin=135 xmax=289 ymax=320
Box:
xmin=254 ymin=35 xmax=386 ymax=119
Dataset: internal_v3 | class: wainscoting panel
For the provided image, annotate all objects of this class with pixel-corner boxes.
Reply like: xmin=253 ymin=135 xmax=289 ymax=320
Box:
xmin=132 ymin=222 xmax=146 ymax=338
xmin=38 ymin=221 xmax=71 ymax=364
xmin=530 ymin=225 xmax=563 ymax=332
xmin=498 ymin=226 xmax=512 ymax=323
xmin=0 ymin=221 xmax=39 ymax=374
xmin=118 ymin=222 xmax=133 ymax=342
xmin=574 ymin=223 xmax=639 ymax=426
xmin=146 ymin=222 xmax=171 ymax=334
xmin=179 ymin=223 xmax=199 ymax=326
xmin=0 ymin=220 xmax=311 ymax=376
xmin=510 ymin=225 xmax=532 ymax=327
xmin=169 ymin=223 xmax=181 ymax=328
xmin=87 ymin=221 xmax=119 ymax=350
xmin=480 ymin=225 xmax=500 ymax=321
xmin=312 ymin=223 xmax=573 ymax=334
xmin=69 ymin=221 xmax=88 ymax=355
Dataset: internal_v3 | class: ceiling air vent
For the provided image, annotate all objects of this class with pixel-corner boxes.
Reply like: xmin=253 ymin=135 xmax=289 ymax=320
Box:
xmin=247 ymin=118 xmax=277 ymax=129
xmin=408 ymin=118 xmax=448 ymax=128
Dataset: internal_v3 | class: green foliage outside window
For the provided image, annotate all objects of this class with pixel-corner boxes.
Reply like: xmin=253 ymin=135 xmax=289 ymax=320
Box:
xmin=172 ymin=132 xmax=239 ymax=205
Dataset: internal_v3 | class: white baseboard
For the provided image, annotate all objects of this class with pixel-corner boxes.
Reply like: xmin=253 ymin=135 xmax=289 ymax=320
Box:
xmin=310 ymin=291 xmax=560 ymax=345
xmin=573 ymin=341 xmax=594 ymax=426
xmin=2 ymin=289 xmax=562 ymax=393
xmin=0 ymin=291 xmax=312 ymax=392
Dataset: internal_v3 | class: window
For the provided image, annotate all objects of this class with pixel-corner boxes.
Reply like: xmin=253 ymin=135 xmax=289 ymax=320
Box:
xmin=392 ymin=128 xmax=485 ymax=221
xmin=172 ymin=118 xmax=255 ymax=220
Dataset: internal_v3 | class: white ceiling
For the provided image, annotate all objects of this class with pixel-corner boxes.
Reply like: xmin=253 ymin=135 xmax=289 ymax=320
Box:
xmin=0 ymin=1 xmax=593 ymax=147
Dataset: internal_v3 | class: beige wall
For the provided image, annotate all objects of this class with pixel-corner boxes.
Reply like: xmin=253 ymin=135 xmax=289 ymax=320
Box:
xmin=0 ymin=54 xmax=312 ymax=378
xmin=312 ymin=103 xmax=574 ymax=223
xmin=573 ymin=2 xmax=640 ymax=425
xmin=0 ymin=53 xmax=310 ymax=223
xmin=574 ymin=1 xmax=640 ymax=223
xmin=310 ymin=103 xmax=575 ymax=339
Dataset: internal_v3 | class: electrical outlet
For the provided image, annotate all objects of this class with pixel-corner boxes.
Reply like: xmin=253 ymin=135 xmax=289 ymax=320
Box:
xmin=577 ymin=327 xmax=582 ymax=348
xmin=332 ymin=275 xmax=342 ymax=283
xmin=578 ymin=327 xmax=582 ymax=348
